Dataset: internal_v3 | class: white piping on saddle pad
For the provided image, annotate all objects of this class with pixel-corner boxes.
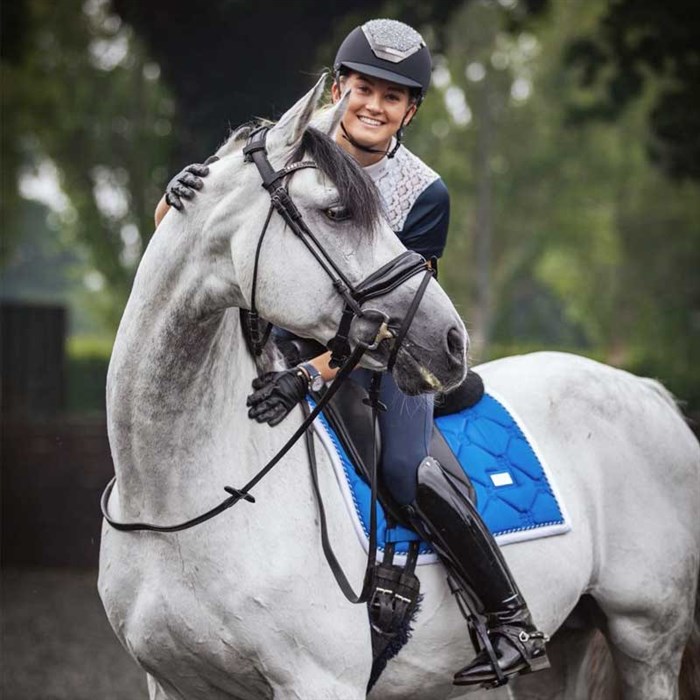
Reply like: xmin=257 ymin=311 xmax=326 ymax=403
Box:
xmin=486 ymin=389 xmax=572 ymax=544
xmin=310 ymin=389 xmax=572 ymax=568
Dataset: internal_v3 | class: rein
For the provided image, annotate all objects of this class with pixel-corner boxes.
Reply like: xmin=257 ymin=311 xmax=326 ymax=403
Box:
xmin=100 ymin=340 xmax=371 ymax=533
xmin=240 ymin=126 xmax=430 ymax=365
xmin=101 ymin=125 xmax=433 ymax=605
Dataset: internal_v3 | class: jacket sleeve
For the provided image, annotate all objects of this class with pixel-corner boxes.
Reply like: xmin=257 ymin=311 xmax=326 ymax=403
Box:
xmin=397 ymin=178 xmax=450 ymax=260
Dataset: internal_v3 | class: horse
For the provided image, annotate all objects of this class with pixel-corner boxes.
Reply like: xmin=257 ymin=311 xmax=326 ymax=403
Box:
xmin=98 ymin=76 xmax=700 ymax=700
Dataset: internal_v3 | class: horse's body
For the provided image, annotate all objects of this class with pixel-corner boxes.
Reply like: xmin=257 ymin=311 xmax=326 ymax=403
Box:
xmin=99 ymin=79 xmax=700 ymax=700
xmin=375 ymin=353 xmax=700 ymax=700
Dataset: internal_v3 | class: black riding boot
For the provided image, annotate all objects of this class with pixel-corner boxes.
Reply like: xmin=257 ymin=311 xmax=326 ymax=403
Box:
xmin=403 ymin=457 xmax=549 ymax=687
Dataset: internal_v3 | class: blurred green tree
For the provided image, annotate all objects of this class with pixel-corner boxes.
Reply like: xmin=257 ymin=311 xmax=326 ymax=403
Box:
xmin=565 ymin=0 xmax=700 ymax=181
xmin=2 ymin=0 xmax=697 ymax=413
xmin=109 ymin=0 xmax=468 ymax=160
xmin=2 ymin=0 xmax=174 ymax=328
xmin=404 ymin=0 xmax=699 ymax=408
xmin=2 ymin=0 xmax=471 ymax=330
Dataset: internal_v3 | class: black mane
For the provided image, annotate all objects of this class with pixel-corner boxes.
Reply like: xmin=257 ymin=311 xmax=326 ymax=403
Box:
xmin=291 ymin=127 xmax=382 ymax=237
xmin=227 ymin=122 xmax=382 ymax=237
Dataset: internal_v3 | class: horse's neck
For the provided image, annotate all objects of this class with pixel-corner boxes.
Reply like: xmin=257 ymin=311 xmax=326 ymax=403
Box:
xmin=106 ymin=219 xmax=265 ymax=519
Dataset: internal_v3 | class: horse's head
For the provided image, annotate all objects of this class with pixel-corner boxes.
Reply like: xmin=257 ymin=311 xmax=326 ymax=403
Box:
xmin=203 ymin=75 xmax=468 ymax=394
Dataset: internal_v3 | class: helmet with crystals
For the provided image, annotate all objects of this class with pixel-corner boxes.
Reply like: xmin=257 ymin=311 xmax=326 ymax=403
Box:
xmin=334 ymin=19 xmax=432 ymax=102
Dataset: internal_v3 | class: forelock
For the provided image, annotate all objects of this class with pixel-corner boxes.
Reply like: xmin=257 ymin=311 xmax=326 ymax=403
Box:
xmin=290 ymin=128 xmax=382 ymax=239
xmin=219 ymin=123 xmax=383 ymax=240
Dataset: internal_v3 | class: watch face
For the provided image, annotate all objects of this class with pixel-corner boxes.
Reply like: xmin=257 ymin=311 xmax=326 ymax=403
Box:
xmin=310 ymin=375 xmax=325 ymax=392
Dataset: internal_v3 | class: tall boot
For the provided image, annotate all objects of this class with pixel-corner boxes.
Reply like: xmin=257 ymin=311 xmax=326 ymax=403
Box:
xmin=403 ymin=457 xmax=549 ymax=687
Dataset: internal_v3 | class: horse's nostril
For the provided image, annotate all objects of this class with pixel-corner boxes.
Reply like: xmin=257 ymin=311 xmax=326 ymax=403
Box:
xmin=447 ymin=327 xmax=466 ymax=364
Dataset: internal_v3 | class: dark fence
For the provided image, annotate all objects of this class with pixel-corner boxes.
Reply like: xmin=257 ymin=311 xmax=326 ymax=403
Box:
xmin=2 ymin=415 xmax=112 ymax=568
xmin=1 ymin=302 xmax=66 ymax=417
xmin=1 ymin=301 xmax=113 ymax=567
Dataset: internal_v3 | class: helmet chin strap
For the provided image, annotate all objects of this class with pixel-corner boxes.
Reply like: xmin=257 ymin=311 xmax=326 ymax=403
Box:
xmin=339 ymin=111 xmax=412 ymax=160
xmin=340 ymin=121 xmax=389 ymax=156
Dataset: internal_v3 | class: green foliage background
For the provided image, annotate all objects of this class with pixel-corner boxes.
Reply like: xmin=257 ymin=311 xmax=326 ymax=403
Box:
xmin=2 ymin=0 xmax=173 ymax=329
xmin=403 ymin=0 xmax=699 ymax=410
xmin=2 ymin=0 xmax=699 ymax=415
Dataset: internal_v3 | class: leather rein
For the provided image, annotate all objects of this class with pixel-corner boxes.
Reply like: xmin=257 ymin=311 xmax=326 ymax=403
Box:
xmin=101 ymin=126 xmax=433 ymax=603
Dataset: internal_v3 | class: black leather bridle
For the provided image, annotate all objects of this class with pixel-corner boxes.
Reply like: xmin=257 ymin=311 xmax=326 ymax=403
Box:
xmin=240 ymin=126 xmax=432 ymax=367
xmin=101 ymin=126 xmax=435 ymax=603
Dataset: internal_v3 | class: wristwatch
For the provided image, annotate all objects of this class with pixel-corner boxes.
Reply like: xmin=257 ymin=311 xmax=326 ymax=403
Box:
xmin=299 ymin=362 xmax=325 ymax=392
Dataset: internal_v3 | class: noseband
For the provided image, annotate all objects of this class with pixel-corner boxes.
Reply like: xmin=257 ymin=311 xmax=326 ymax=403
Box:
xmin=241 ymin=126 xmax=432 ymax=368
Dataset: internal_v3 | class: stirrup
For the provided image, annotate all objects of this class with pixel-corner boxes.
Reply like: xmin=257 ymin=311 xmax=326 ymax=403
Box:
xmin=453 ymin=623 xmax=550 ymax=688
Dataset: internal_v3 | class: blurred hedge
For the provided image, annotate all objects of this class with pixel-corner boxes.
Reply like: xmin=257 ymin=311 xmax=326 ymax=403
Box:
xmin=65 ymin=336 xmax=111 ymax=414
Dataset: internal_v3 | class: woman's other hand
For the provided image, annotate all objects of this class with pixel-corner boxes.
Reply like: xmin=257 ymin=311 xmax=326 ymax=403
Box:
xmin=246 ymin=369 xmax=308 ymax=426
xmin=165 ymin=156 xmax=219 ymax=210
xmin=155 ymin=155 xmax=219 ymax=227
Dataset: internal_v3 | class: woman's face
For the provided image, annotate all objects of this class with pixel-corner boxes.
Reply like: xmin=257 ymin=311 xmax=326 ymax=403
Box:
xmin=331 ymin=71 xmax=416 ymax=159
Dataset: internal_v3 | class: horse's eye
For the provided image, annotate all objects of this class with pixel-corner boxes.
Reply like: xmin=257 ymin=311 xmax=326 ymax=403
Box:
xmin=325 ymin=205 xmax=351 ymax=222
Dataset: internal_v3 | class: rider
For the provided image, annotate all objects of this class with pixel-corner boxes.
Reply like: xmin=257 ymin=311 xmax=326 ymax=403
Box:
xmin=155 ymin=18 xmax=549 ymax=688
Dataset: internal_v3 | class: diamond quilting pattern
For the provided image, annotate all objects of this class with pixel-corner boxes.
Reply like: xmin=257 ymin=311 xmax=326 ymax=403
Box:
xmin=372 ymin=147 xmax=439 ymax=232
xmin=435 ymin=394 xmax=565 ymax=534
xmin=310 ymin=391 xmax=569 ymax=560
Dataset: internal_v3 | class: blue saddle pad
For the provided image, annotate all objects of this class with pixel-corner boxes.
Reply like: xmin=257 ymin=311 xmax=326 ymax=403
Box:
xmin=311 ymin=391 xmax=570 ymax=560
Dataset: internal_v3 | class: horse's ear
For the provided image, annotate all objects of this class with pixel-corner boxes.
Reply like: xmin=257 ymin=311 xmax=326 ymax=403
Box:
xmin=268 ymin=74 xmax=327 ymax=157
xmin=310 ymin=89 xmax=350 ymax=138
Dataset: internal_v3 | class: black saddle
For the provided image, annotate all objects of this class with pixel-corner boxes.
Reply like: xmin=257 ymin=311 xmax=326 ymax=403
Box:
xmin=278 ymin=337 xmax=484 ymax=529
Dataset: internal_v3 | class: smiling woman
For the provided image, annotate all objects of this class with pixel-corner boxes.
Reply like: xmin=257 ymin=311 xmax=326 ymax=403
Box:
xmin=330 ymin=73 xmax=417 ymax=165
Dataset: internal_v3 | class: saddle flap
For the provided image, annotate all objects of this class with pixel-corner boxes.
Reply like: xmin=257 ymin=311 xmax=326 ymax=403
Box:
xmin=313 ymin=378 xmax=381 ymax=489
xmin=318 ymin=377 xmax=477 ymax=526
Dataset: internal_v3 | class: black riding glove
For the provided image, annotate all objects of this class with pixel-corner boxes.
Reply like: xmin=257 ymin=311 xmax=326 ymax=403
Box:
xmin=164 ymin=155 xmax=219 ymax=210
xmin=246 ymin=368 xmax=308 ymax=427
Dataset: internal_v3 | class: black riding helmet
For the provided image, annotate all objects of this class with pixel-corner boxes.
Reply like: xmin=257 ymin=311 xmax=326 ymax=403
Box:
xmin=333 ymin=19 xmax=432 ymax=158
xmin=334 ymin=19 xmax=432 ymax=104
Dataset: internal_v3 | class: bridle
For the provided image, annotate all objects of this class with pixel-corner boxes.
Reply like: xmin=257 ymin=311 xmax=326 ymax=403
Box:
xmin=101 ymin=125 xmax=435 ymax=603
xmin=240 ymin=125 xmax=432 ymax=369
